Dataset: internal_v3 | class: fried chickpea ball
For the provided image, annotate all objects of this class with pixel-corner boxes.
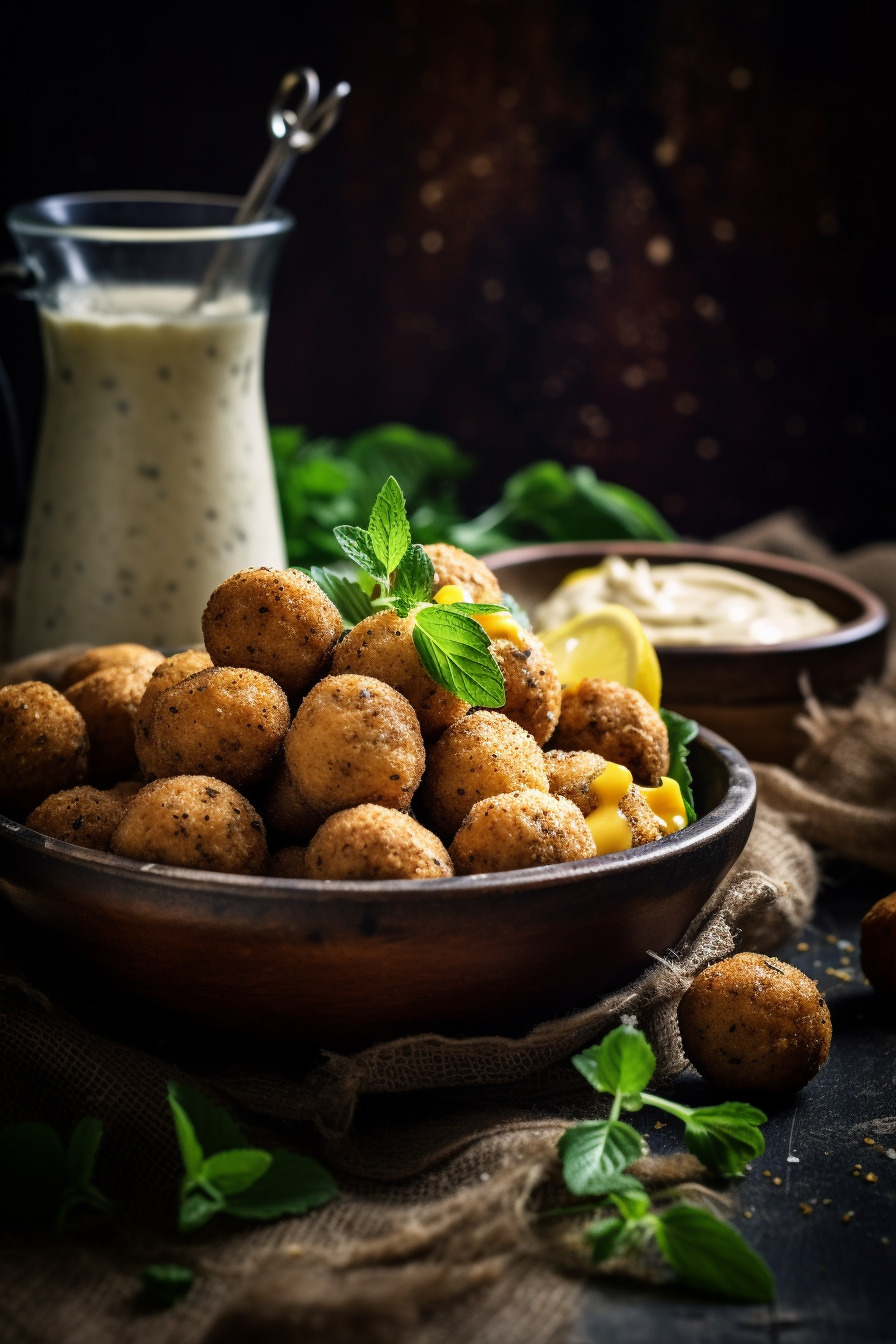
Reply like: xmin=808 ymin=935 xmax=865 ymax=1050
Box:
xmin=423 ymin=543 xmax=503 ymax=604
xmin=450 ymin=790 xmax=596 ymax=875
xmin=26 ymin=784 xmax=135 ymax=851
xmin=306 ymin=805 xmax=453 ymax=880
xmin=418 ymin=710 xmax=549 ymax=840
xmin=64 ymin=665 xmax=153 ymax=781
xmin=860 ymin=892 xmax=896 ymax=996
xmin=266 ymin=846 xmax=308 ymax=879
xmin=678 ymin=953 xmax=832 ymax=1093
xmin=489 ymin=632 xmax=561 ymax=746
xmin=330 ymin=611 xmax=468 ymax=740
xmin=59 ymin=643 xmax=163 ymax=691
xmin=284 ymin=675 xmax=425 ymax=816
xmin=553 ymin=679 xmax=669 ymax=786
xmin=202 ymin=567 xmax=342 ymax=698
xmin=135 ymin=649 xmax=213 ymax=767
xmin=141 ymin=666 xmax=290 ymax=790
xmin=260 ymin=761 xmax=324 ymax=843
xmin=0 ymin=681 xmax=89 ymax=815
xmin=544 ymin=749 xmax=664 ymax=846
xmin=110 ymin=775 xmax=267 ymax=875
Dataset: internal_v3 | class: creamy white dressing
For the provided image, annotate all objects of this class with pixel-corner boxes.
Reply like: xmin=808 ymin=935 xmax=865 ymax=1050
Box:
xmin=534 ymin=556 xmax=839 ymax=646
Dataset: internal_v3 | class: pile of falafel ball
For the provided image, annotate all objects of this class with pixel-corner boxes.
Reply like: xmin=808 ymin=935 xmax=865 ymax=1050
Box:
xmin=0 ymin=545 xmax=674 ymax=882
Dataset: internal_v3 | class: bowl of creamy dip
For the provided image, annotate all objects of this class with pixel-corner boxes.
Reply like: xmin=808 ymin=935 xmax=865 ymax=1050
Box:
xmin=485 ymin=541 xmax=889 ymax=766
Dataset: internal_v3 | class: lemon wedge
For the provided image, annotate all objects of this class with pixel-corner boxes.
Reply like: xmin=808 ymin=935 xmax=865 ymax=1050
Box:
xmin=538 ymin=604 xmax=662 ymax=708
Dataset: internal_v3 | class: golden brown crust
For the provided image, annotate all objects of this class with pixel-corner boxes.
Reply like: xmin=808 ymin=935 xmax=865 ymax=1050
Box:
xmin=266 ymin=845 xmax=309 ymax=879
xmin=59 ymin=643 xmax=163 ymax=691
xmin=553 ymin=679 xmax=669 ymax=786
xmin=450 ymin=789 xmax=596 ymax=874
xmin=423 ymin=544 xmax=503 ymax=604
xmin=860 ymin=892 xmax=896 ymax=995
xmin=0 ymin=680 xmax=90 ymax=814
xmin=678 ymin=953 xmax=832 ymax=1093
xmin=140 ymin=666 xmax=290 ymax=789
xmin=544 ymin=748 xmax=663 ymax=846
xmin=489 ymin=633 xmax=561 ymax=746
xmin=306 ymin=804 xmax=453 ymax=880
xmin=419 ymin=710 xmax=549 ymax=840
xmin=330 ymin=611 xmax=468 ymax=740
xmin=259 ymin=761 xmax=324 ymax=843
xmin=202 ymin=567 xmax=342 ymax=698
xmin=110 ymin=775 xmax=268 ymax=874
xmin=64 ymin=664 xmax=153 ymax=781
xmin=284 ymin=674 xmax=425 ymax=816
xmin=135 ymin=649 xmax=213 ymax=761
xmin=26 ymin=785 xmax=134 ymax=850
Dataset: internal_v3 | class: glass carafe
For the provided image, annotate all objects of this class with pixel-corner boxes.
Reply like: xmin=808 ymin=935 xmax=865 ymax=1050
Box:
xmin=7 ymin=192 xmax=292 ymax=656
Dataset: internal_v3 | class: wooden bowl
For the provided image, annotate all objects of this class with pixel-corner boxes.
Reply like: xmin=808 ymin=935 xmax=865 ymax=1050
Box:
xmin=0 ymin=729 xmax=754 ymax=1049
xmin=485 ymin=540 xmax=889 ymax=766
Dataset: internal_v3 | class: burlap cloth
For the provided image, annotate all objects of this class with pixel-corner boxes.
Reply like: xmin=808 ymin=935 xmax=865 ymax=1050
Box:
xmin=1 ymin=512 xmax=894 ymax=1343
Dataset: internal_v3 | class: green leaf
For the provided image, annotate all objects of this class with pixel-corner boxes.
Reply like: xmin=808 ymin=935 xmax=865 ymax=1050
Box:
xmin=440 ymin=602 xmax=508 ymax=616
xmin=179 ymin=1191 xmax=225 ymax=1233
xmin=332 ymin=525 xmax=387 ymax=581
xmin=654 ymin=1205 xmax=776 ymax=1302
xmin=584 ymin=1216 xmax=630 ymax=1263
xmin=392 ymin=544 xmax=436 ymax=616
xmin=168 ymin=1091 xmax=204 ymax=1181
xmin=413 ymin=606 xmax=505 ymax=708
xmin=309 ymin=566 xmax=375 ymax=626
xmin=367 ymin=476 xmax=412 ymax=576
xmin=166 ymin=1083 xmax=246 ymax=1159
xmin=0 ymin=1121 xmax=68 ymax=1226
xmin=683 ymin=1103 xmax=767 ymax=1179
xmin=607 ymin=1183 xmax=651 ymax=1220
xmin=573 ymin=1025 xmax=656 ymax=1099
xmin=139 ymin=1264 xmax=195 ymax=1310
xmin=66 ymin=1118 xmax=103 ymax=1187
xmin=223 ymin=1150 xmax=338 ymax=1220
xmin=578 ymin=1171 xmax=650 ymax=1202
xmin=500 ymin=591 xmax=532 ymax=631
xmin=558 ymin=1121 xmax=643 ymax=1195
xmin=659 ymin=708 xmax=698 ymax=823
xmin=200 ymin=1149 xmax=273 ymax=1197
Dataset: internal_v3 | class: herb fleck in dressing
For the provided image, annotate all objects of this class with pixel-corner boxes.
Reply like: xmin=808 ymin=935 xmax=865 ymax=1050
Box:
xmin=13 ymin=288 xmax=286 ymax=655
xmin=535 ymin=557 xmax=838 ymax=647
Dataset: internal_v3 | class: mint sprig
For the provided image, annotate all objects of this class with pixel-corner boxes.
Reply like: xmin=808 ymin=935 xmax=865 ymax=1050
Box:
xmin=659 ymin=708 xmax=698 ymax=822
xmin=168 ymin=1083 xmax=337 ymax=1233
xmin=0 ymin=1118 xmax=113 ymax=1232
xmin=413 ymin=606 xmax=506 ymax=708
xmin=139 ymin=1263 xmax=195 ymax=1310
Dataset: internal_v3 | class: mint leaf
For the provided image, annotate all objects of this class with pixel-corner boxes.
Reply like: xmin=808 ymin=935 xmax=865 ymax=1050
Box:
xmin=575 ymin=1171 xmax=649 ymax=1202
xmin=309 ymin=566 xmax=375 ymax=626
xmin=607 ymin=1183 xmax=651 ymax=1220
xmin=179 ymin=1190 xmax=225 ymax=1233
xmin=501 ymin=591 xmax=532 ymax=631
xmin=659 ymin=708 xmax=698 ymax=823
xmin=139 ymin=1263 xmax=195 ymax=1310
xmin=558 ymin=1120 xmax=643 ymax=1195
xmin=413 ymin=606 xmax=505 ymax=708
xmin=332 ymin=525 xmax=387 ymax=581
xmin=65 ymin=1117 xmax=103 ymax=1188
xmin=392 ymin=544 xmax=435 ymax=616
xmin=223 ymin=1150 xmax=338 ymax=1220
xmin=683 ymin=1103 xmax=767 ymax=1178
xmin=166 ymin=1083 xmax=246 ymax=1158
xmin=654 ymin=1205 xmax=776 ymax=1302
xmin=584 ymin=1215 xmax=630 ymax=1262
xmin=200 ymin=1149 xmax=273 ymax=1196
xmin=573 ymin=1025 xmax=656 ymax=1099
xmin=367 ymin=476 xmax=412 ymax=576
xmin=168 ymin=1090 xmax=204 ymax=1181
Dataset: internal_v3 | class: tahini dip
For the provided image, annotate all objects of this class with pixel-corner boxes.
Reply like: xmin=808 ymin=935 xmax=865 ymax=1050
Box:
xmin=534 ymin=556 xmax=839 ymax=647
xmin=13 ymin=285 xmax=286 ymax=656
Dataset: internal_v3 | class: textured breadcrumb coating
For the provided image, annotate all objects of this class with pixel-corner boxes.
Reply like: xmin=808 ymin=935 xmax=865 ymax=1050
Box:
xmin=110 ymin=775 xmax=267 ymax=874
xmin=306 ymin=804 xmax=453 ymax=880
xmin=285 ymin=674 xmax=425 ymax=816
xmin=59 ymin=643 xmax=163 ymax=691
xmin=678 ymin=952 xmax=832 ymax=1093
xmin=861 ymin=892 xmax=896 ymax=996
xmin=553 ymin=678 xmax=669 ymax=786
xmin=0 ymin=681 xmax=89 ymax=814
xmin=419 ymin=709 xmax=549 ymax=840
xmin=259 ymin=761 xmax=324 ymax=843
xmin=135 ymin=649 xmax=213 ymax=765
xmin=203 ymin=567 xmax=342 ymax=698
xmin=331 ymin=611 xmax=468 ymax=740
xmin=544 ymin=748 xmax=664 ymax=846
xmin=266 ymin=845 xmax=308 ymax=879
xmin=64 ymin=664 xmax=153 ymax=781
xmin=489 ymin=633 xmax=561 ymax=746
xmin=423 ymin=543 xmax=503 ymax=604
xmin=141 ymin=666 xmax=290 ymax=789
xmin=26 ymin=784 xmax=135 ymax=850
xmin=450 ymin=789 xmax=596 ymax=874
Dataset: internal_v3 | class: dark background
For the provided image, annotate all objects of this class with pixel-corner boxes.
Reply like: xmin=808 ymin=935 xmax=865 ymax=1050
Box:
xmin=1 ymin=0 xmax=892 ymax=548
